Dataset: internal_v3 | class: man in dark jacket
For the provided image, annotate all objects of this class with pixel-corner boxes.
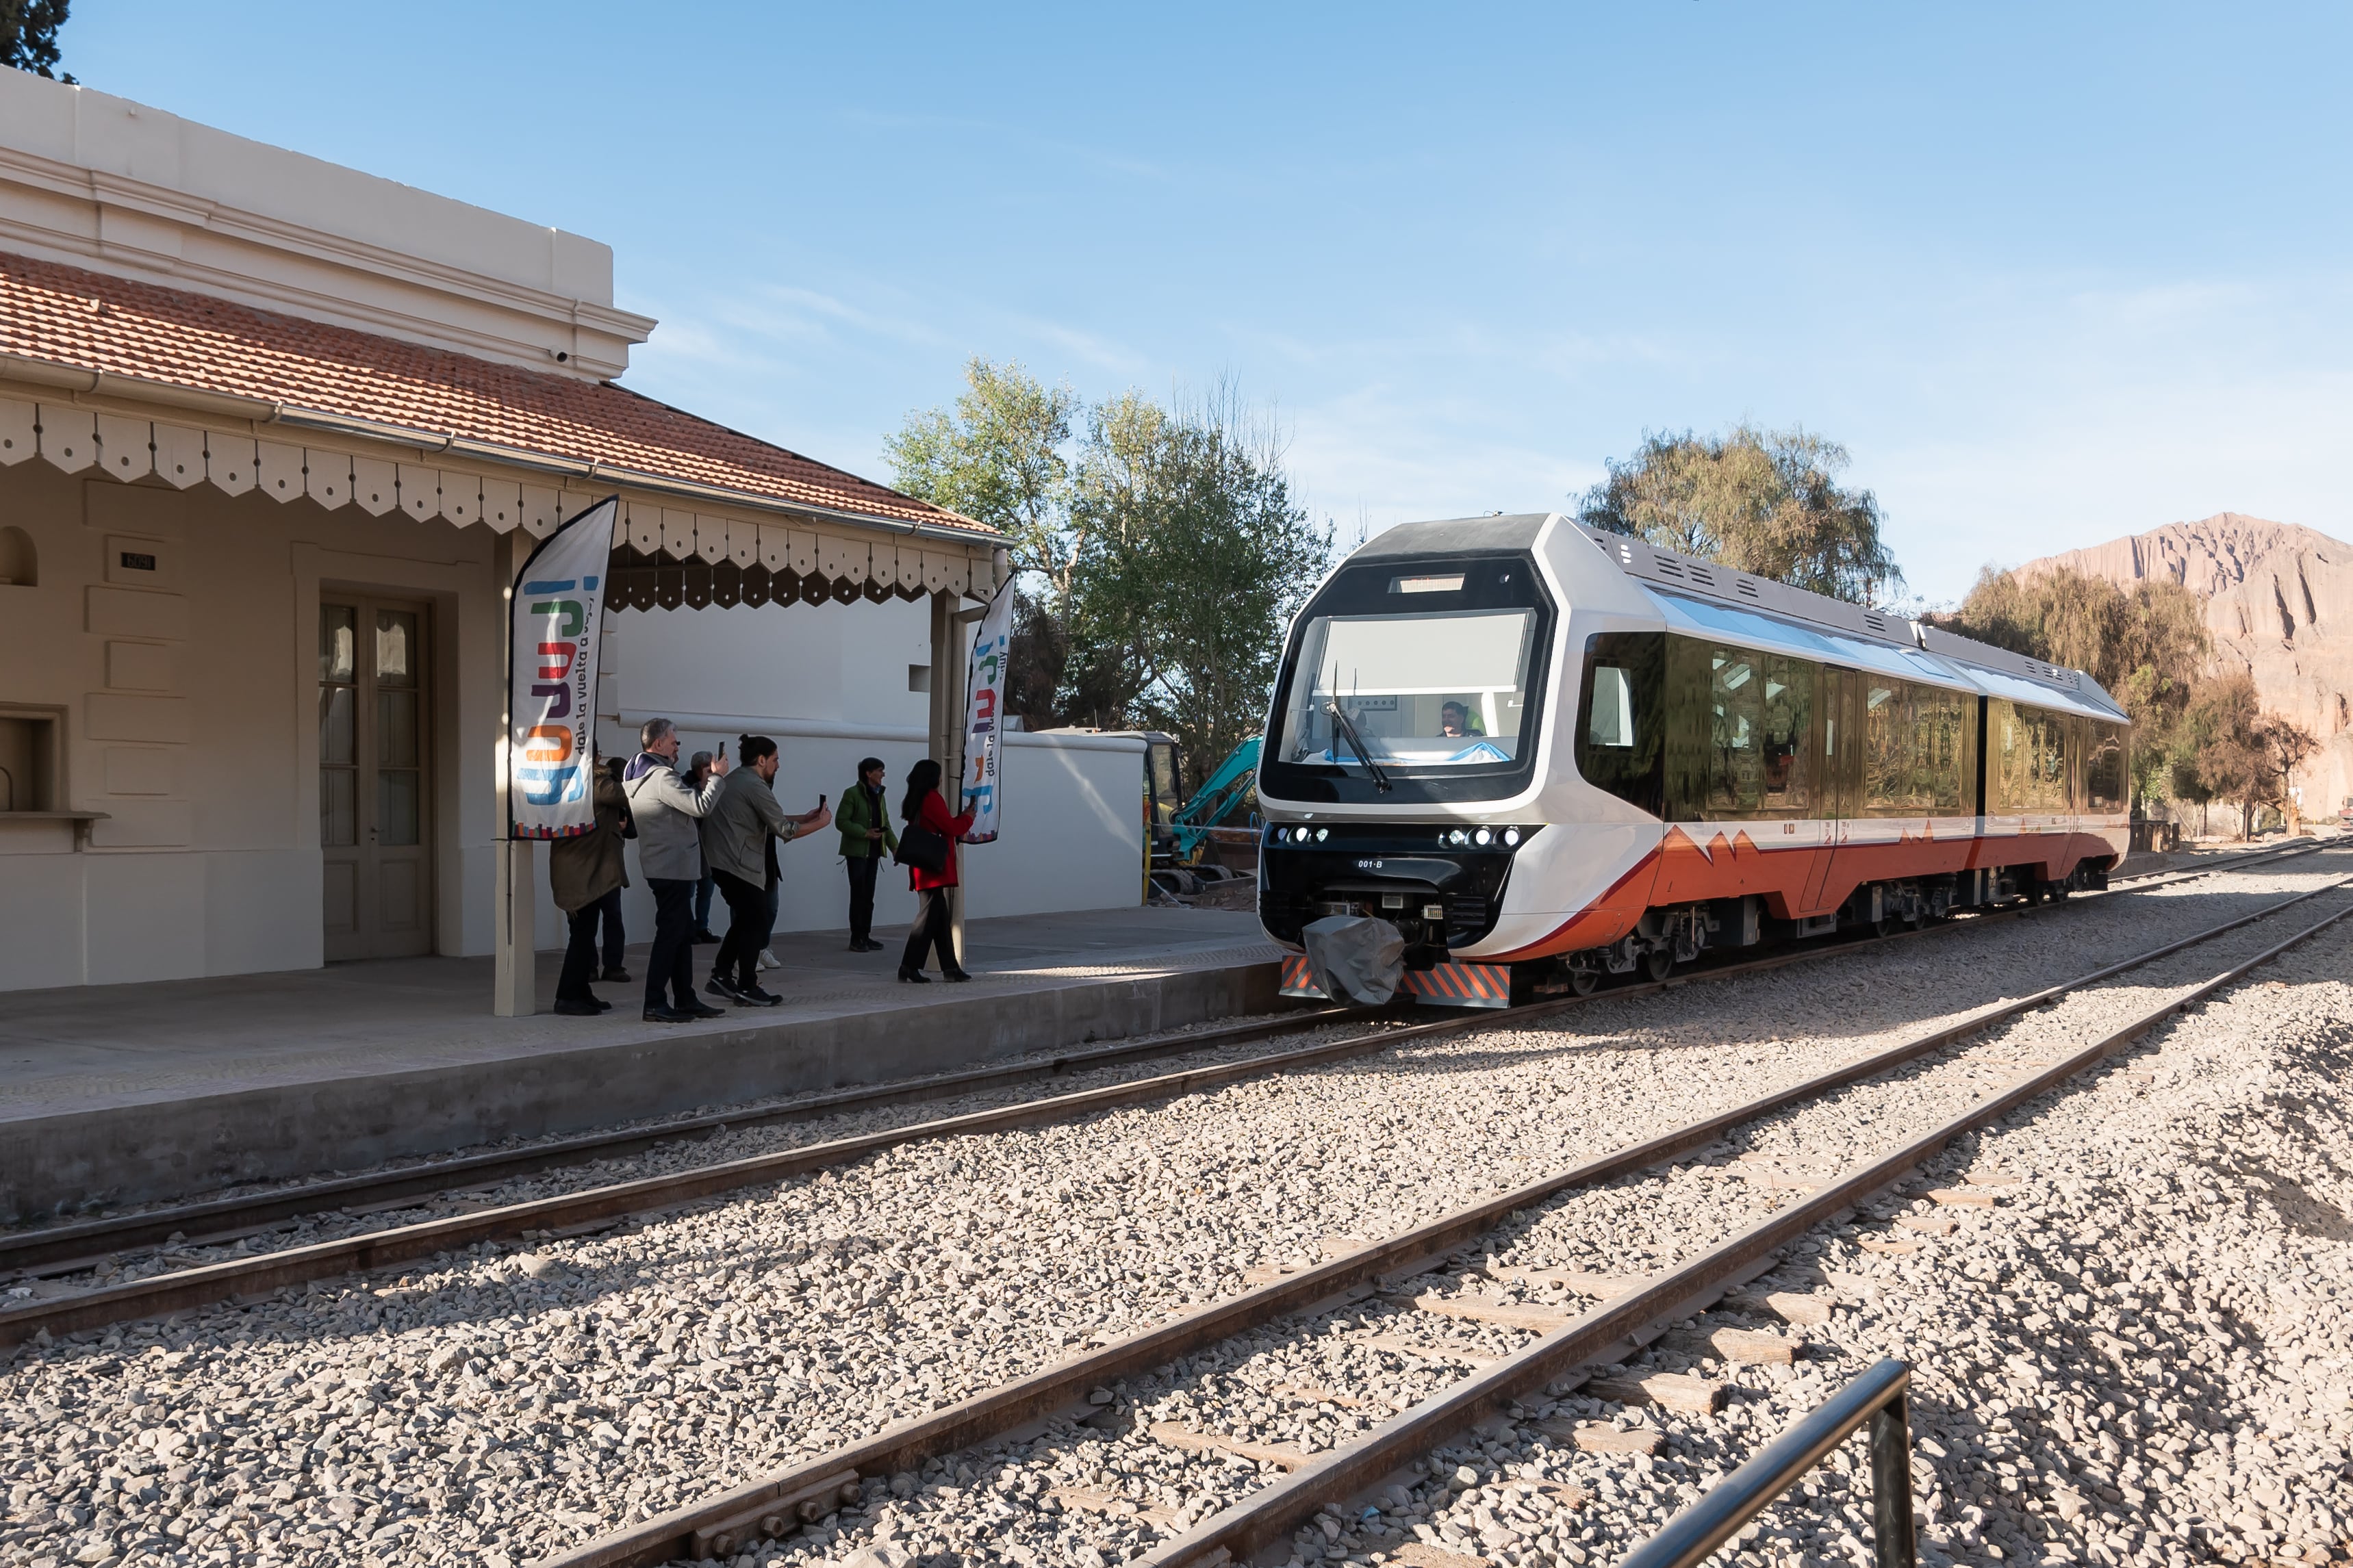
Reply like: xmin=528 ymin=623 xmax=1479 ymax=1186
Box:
xmin=835 ymin=757 xmax=898 ymax=951
xmin=550 ymin=757 xmax=633 ymax=1016
xmin=700 ymin=734 xmax=831 ymax=1005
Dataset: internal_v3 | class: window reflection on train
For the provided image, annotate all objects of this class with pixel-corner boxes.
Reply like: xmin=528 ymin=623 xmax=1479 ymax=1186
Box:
xmin=1577 ymin=632 xmax=2128 ymax=821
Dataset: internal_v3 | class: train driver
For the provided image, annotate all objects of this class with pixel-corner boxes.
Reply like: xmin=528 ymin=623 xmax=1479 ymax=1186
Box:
xmin=1439 ymin=699 xmax=1486 ymax=738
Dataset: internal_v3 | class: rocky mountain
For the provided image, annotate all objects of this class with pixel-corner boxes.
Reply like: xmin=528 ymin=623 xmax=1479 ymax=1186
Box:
xmin=2015 ymin=513 xmax=2353 ymax=823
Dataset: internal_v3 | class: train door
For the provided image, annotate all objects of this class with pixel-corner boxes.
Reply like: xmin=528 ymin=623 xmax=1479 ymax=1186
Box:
xmin=1802 ymin=668 xmax=1865 ymax=913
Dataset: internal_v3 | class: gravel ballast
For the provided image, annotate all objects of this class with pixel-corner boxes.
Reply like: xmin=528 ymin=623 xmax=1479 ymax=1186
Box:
xmin=2 ymin=858 xmax=2347 ymax=1568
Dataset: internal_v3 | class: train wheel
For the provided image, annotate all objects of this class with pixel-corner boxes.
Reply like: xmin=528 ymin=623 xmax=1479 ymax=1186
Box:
xmin=1872 ymin=914 xmax=1899 ymax=938
xmin=1642 ymin=947 xmax=1673 ymax=983
xmin=1569 ymin=967 xmax=1601 ymax=997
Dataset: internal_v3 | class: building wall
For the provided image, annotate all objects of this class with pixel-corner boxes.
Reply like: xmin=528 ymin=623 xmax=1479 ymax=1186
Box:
xmin=577 ymin=600 xmax=1145 ymax=949
xmin=0 ymin=461 xmax=506 ymax=992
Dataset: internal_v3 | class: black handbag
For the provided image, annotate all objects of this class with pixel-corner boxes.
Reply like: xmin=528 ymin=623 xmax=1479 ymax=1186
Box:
xmin=895 ymin=817 xmax=950 ymax=875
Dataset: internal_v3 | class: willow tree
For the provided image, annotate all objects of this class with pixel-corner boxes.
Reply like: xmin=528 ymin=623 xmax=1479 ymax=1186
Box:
xmin=1576 ymin=424 xmax=1900 ymax=604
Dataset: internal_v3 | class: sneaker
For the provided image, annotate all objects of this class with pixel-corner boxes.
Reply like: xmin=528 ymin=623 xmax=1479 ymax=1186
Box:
xmin=705 ymin=975 xmax=748 ymax=1005
xmin=852 ymin=938 xmax=886 ymax=953
xmin=600 ymin=966 xmax=631 ymax=983
xmin=757 ymin=948 xmax=780 ymax=971
xmin=643 ymin=1005 xmax=693 ymax=1024
xmin=683 ymin=999 xmax=726 ymax=1019
xmin=735 ymin=985 xmax=783 ymax=1007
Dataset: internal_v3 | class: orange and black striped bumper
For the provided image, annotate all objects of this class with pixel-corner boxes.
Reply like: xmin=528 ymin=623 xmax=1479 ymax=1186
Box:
xmin=1279 ymin=953 xmax=1511 ymax=1009
xmin=1401 ymin=960 xmax=1511 ymax=1008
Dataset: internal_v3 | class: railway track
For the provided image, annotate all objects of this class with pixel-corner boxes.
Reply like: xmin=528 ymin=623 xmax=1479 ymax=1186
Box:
xmin=533 ymin=864 xmax=2353 ymax=1568
xmin=0 ymin=840 xmax=2331 ymax=1349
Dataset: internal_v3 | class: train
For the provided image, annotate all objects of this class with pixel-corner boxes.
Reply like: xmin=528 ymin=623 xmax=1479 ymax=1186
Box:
xmin=1256 ymin=513 xmax=2132 ymax=1007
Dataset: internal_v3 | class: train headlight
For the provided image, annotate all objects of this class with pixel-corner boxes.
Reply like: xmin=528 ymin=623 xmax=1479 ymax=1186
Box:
xmin=1447 ymin=828 xmax=1469 ymax=846
xmin=1314 ymin=827 xmax=1328 ymax=842
xmin=1473 ymin=827 xmax=1492 ymax=846
xmin=1503 ymin=827 xmax=1521 ymax=846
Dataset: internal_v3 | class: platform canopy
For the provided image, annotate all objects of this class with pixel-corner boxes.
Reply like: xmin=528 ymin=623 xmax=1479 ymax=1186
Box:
xmin=0 ymin=249 xmax=1007 ymax=597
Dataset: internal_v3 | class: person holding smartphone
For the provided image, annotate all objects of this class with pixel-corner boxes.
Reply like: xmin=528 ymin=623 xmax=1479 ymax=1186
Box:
xmin=699 ymin=734 xmax=831 ymax=1007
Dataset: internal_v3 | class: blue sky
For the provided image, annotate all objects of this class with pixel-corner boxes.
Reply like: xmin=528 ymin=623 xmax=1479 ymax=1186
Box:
xmin=64 ymin=3 xmax=2353 ymax=605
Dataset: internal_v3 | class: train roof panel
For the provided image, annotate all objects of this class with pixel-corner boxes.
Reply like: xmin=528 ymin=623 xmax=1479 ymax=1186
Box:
xmin=1644 ymin=587 xmax=1970 ymax=689
xmin=1353 ymin=513 xmax=1552 ymax=558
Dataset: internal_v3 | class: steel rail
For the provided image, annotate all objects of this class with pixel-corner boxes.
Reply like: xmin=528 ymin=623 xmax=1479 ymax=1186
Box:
xmin=6 ymin=868 xmax=2343 ymax=1350
xmin=1135 ymin=891 xmax=2353 ymax=1566
xmin=525 ymin=877 xmax=2353 ymax=1568
xmin=10 ymin=836 xmax=2322 ymax=1287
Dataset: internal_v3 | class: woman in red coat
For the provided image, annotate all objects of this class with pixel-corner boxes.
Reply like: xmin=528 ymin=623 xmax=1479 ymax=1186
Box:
xmin=898 ymin=758 xmax=975 ymax=983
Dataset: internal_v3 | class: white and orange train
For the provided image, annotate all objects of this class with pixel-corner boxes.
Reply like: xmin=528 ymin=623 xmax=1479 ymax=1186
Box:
xmin=1258 ymin=513 xmax=2131 ymax=1007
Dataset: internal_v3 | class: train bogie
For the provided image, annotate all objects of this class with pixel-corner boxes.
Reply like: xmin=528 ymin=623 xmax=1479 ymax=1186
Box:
xmin=1259 ymin=512 xmax=2133 ymax=1006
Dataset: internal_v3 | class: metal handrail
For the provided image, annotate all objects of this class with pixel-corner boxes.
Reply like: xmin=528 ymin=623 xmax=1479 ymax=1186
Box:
xmin=1618 ymin=1359 xmax=1916 ymax=1568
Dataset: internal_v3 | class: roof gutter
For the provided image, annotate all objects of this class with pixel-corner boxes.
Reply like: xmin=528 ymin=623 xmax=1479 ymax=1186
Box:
xmin=0 ymin=351 xmax=999 ymax=551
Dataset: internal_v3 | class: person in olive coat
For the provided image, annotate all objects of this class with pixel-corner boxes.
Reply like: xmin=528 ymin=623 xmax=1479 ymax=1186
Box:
xmin=549 ymin=755 xmax=633 ymax=1016
xmin=836 ymin=757 xmax=898 ymax=951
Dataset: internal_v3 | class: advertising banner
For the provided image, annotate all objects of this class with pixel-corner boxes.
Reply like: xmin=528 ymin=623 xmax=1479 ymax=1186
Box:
xmin=507 ymin=496 xmax=618 ymax=838
xmin=959 ymin=584 xmax=1015 ymax=843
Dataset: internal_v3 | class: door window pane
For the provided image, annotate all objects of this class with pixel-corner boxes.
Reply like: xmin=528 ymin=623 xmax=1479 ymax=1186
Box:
xmin=377 ymin=689 xmax=419 ymax=769
xmin=319 ymin=686 xmax=355 ymax=766
xmin=376 ymin=610 xmax=416 ymax=684
xmin=321 ymin=768 xmax=356 ymax=847
xmin=1758 ymin=657 xmax=1812 ymax=812
xmin=320 ymin=604 xmax=355 ymax=684
xmin=378 ymin=769 xmax=420 ymax=846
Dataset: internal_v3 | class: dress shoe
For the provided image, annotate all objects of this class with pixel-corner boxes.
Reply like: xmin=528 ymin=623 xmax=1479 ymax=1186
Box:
xmin=552 ymin=997 xmax=602 ymax=1016
xmin=941 ymin=967 xmax=974 ymax=984
xmin=898 ymin=966 xmax=930 ymax=984
xmin=600 ymin=966 xmax=631 ymax=983
xmin=591 ymin=996 xmax=613 ymax=1012
xmin=706 ymin=975 xmax=748 ymax=1005
xmin=735 ymin=985 xmax=783 ymax=1007
xmin=644 ymin=1005 xmax=693 ymax=1023
xmin=683 ymin=999 xmax=726 ymax=1019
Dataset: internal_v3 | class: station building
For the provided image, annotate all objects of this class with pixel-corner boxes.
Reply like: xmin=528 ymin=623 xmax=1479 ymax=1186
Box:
xmin=0 ymin=70 xmax=1145 ymax=1001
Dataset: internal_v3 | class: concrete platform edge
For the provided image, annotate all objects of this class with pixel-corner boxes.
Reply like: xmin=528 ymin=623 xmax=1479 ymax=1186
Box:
xmin=1 ymin=960 xmax=1280 ymax=1222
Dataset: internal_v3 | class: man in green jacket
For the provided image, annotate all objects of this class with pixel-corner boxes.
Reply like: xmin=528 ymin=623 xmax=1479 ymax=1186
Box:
xmin=837 ymin=756 xmax=899 ymax=952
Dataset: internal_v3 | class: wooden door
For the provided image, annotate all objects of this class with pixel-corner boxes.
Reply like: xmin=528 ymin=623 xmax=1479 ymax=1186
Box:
xmin=319 ymin=597 xmax=433 ymax=960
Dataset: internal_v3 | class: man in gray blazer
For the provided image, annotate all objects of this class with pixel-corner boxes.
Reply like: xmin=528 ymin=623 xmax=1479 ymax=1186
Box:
xmin=702 ymin=734 xmax=832 ymax=1005
xmin=623 ymin=717 xmax=729 ymax=1023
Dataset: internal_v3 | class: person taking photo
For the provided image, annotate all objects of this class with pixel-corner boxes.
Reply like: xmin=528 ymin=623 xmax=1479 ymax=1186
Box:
xmin=700 ymin=734 xmax=831 ymax=1007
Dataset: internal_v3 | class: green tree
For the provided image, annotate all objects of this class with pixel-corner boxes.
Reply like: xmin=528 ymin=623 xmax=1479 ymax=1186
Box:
xmin=1939 ymin=564 xmax=2210 ymax=804
xmin=883 ymin=357 xmax=1078 ymax=591
xmin=1063 ymin=389 xmax=1331 ymax=764
xmin=2183 ymin=672 xmax=2267 ymax=838
xmin=1577 ymin=424 xmax=1900 ymax=604
xmin=1 ymin=0 xmax=70 ymax=80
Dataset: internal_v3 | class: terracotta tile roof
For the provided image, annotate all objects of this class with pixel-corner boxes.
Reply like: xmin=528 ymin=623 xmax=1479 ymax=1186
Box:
xmin=0 ymin=249 xmax=990 ymax=535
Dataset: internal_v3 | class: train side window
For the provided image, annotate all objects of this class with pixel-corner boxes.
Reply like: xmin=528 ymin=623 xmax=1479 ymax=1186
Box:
xmin=1588 ymin=666 xmax=1635 ymax=747
xmin=2085 ymin=721 xmax=2126 ymax=812
xmin=1760 ymin=656 xmax=1813 ymax=814
xmin=1576 ymin=632 xmax=1664 ymax=815
xmin=1866 ymin=679 xmax=1970 ymax=814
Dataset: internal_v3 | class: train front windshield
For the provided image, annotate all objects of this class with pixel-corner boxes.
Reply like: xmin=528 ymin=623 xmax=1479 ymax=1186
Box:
xmin=1280 ymin=608 xmax=1537 ymax=766
xmin=1263 ymin=554 xmax=1554 ymax=804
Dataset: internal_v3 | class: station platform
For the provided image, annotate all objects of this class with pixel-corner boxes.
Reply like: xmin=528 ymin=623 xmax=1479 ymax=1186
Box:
xmin=0 ymin=906 xmax=1279 ymax=1222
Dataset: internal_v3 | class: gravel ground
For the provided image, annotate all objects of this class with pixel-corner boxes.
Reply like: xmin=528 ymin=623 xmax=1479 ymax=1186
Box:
xmin=1 ymin=858 xmax=2346 ymax=1568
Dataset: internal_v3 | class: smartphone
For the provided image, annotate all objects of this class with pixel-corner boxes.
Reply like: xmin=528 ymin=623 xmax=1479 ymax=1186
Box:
xmin=817 ymin=794 xmax=828 ymax=808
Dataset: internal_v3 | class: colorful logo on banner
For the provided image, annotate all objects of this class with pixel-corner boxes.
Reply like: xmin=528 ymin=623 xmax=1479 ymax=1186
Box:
xmin=508 ymin=497 xmax=618 ymax=838
xmin=960 ymin=584 xmax=1015 ymax=843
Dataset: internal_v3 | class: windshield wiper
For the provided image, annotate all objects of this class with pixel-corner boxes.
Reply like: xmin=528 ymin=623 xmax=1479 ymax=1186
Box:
xmin=1324 ymin=701 xmax=1392 ymax=794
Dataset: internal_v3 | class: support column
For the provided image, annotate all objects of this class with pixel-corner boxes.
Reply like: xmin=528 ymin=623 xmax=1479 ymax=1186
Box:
xmin=493 ymin=531 xmax=537 ymax=1016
